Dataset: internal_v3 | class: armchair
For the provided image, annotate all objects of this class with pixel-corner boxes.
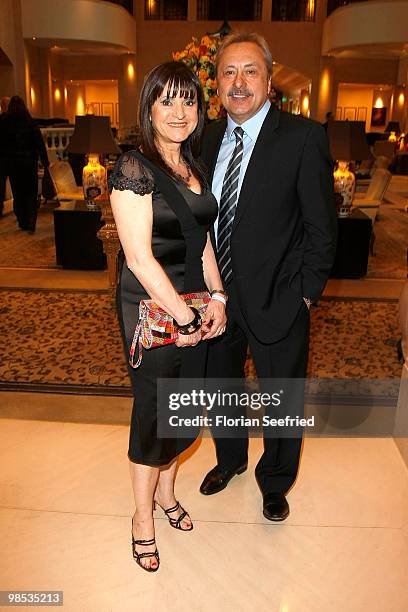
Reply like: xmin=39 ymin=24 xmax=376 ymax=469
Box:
xmin=1 ymin=178 xmax=13 ymax=215
xmin=355 ymin=141 xmax=394 ymax=191
xmin=48 ymin=161 xmax=84 ymax=201
xmin=352 ymin=168 xmax=391 ymax=229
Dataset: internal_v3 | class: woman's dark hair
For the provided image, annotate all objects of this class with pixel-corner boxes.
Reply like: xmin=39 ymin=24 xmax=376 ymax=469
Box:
xmin=139 ymin=61 xmax=207 ymax=187
xmin=7 ymin=95 xmax=32 ymax=119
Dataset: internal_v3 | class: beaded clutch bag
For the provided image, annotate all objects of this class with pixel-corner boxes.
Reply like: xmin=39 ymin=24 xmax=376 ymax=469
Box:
xmin=129 ymin=291 xmax=211 ymax=368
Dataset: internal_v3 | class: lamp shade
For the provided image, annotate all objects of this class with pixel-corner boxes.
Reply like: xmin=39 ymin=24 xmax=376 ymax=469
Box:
xmin=327 ymin=121 xmax=370 ymax=161
xmin=67 ymin=115 xmax=120 ymax=154
xmin=385 ymin=121 xmax=401 ymax=134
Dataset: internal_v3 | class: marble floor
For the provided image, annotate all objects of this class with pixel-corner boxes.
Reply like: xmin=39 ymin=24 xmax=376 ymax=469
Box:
xmin=1 ymin=417 xmax=408 ymax=612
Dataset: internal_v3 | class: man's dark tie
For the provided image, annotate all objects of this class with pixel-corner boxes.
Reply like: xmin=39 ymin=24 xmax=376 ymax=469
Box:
xmin=217 ymin=126 xmax=244 ymax=285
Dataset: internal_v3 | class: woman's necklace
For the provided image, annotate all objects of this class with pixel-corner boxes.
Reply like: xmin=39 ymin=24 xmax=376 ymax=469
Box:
xmin=165 ymin=157 xmax=192 ymax=185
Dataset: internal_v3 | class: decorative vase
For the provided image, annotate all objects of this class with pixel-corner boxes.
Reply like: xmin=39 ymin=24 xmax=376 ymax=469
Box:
xmin=82 ymin=154 xmax=107 ymax=207
xmin=333 ymin=161 xmax=355 ymax=217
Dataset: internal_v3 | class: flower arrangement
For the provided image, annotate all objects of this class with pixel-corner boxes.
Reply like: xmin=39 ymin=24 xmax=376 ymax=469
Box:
xmin=173 ymin=35 xmax=225 ymax=121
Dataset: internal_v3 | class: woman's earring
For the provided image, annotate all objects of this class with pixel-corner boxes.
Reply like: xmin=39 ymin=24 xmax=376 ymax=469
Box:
xmin=149 ymin=115 xmax=152 ymax=122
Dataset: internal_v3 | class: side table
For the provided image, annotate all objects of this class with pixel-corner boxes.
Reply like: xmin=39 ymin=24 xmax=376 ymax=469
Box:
xmin=330 ymin=208 xmax=372 ymax=278
xmin=53 ymin=200 xmax=107 ymax=269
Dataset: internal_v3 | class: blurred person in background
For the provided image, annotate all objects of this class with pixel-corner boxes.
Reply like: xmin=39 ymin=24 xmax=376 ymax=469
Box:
xmin=0 ymin=95 xmax=49 ymax=231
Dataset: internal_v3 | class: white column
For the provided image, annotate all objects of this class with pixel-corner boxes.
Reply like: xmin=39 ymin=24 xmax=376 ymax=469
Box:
xmin=118 ymin=54 xmax=138 ymax=129
xmin=188 ymin=0 xmax=197 ymax=21
xmin=262 ymin=0 xmax=272 ymax=21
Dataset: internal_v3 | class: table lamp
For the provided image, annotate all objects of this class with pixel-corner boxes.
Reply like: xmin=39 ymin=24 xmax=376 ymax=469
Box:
xmin=67 ymin=115 xmax=120 ymax=207
xmin=385 ymin=121 xmax=401 ymax=143
xmin=385 ymin=121 xmax=401 ymax=134
xmin=327 ymin=121 xmax=370 ymax=217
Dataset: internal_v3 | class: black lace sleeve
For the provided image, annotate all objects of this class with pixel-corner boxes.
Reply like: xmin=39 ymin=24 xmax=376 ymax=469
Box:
xmin=108 ymin=152 xmax=155 ymax=196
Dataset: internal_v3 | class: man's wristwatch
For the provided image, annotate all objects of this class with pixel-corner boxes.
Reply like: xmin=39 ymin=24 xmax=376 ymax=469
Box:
xmin=303 ymin=297 xmax=312 ymax=309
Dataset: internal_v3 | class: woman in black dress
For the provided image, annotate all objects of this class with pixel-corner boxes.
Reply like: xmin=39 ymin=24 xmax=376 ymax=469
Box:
xmin=109 ymin=62 xmax=226 ymax=572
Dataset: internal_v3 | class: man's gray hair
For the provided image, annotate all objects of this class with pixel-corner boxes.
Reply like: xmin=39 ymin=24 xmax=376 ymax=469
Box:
xmin=215 ymin=32 xmax=273 ymax=78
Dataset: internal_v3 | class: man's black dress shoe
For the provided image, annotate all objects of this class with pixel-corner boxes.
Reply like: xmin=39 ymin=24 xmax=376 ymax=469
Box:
xmin=199 ymin=463 xmax=247 ymax=495
xmin=263 ymin=492 xmax=290 ymax=521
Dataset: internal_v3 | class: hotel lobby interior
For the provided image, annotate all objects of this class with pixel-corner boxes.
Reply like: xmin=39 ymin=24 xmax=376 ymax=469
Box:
xmin=0 ymin=1 xmax=408 ymax=610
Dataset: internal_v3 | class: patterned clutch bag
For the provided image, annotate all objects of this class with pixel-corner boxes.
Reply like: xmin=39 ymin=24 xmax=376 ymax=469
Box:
xmin=129 ymin=291 xmax=211 ymax=368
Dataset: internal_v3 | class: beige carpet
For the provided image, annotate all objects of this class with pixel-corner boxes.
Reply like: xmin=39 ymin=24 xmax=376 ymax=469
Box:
xmin=0 ymin=205 xmax=57 ymax=269
xmin=0 ymin=289 xmax=401 ymax=398
xmin=366 ymin=205 xmax=407 ymax=279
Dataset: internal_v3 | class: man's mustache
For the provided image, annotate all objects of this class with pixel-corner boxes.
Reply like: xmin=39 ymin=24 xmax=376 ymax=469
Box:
xmin=227 ymin=88 xmax=253 ymax=97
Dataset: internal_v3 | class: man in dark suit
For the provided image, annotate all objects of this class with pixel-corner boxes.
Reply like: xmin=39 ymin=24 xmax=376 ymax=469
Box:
xmin=200 ymin=33 xmax=337 ymax=520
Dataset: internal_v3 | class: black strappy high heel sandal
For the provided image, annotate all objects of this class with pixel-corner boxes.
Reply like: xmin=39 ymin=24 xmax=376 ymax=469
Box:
xmin=131 ymin=521 xmax=160 ymax=572
xmin=154 ymin=500 xmax=193 ymax=531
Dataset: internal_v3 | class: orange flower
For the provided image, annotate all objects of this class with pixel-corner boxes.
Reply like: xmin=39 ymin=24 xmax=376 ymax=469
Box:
xmin=199 ymin=69 xmax=208 ymax=83
xmin=201 ymin=35 xmax=213 ymax=47
xmin=207 ymin=106 xmax=219 ymax=120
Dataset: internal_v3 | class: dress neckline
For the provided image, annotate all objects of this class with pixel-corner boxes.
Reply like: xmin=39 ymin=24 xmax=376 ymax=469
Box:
xmin=136 ymin=147 xmax=203 ymax=196
xmin=176 ymin=180 xmax=205 ymax=197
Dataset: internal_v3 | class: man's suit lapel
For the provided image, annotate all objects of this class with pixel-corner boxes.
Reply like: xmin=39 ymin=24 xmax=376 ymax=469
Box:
xmin=205 ymin=118 xmax=227 ymax=183
xmin=232 ymin=106 xmax=280 ymax=232
xmin=204 ymin=118 xmax=226 ymax=251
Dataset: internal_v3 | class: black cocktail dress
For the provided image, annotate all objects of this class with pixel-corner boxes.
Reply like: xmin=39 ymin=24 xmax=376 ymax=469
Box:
xmin=109 ymin=150 xmax=218 ymax=466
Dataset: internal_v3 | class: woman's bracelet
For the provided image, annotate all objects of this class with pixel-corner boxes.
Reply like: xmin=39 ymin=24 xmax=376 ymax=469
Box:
xmin=211 ymin=294 xmax=227 ymax=305
xmin=174 ymin=307 xmax=202 ymax=335
xmin=210 ymin=289 xmax=228 ymax=301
